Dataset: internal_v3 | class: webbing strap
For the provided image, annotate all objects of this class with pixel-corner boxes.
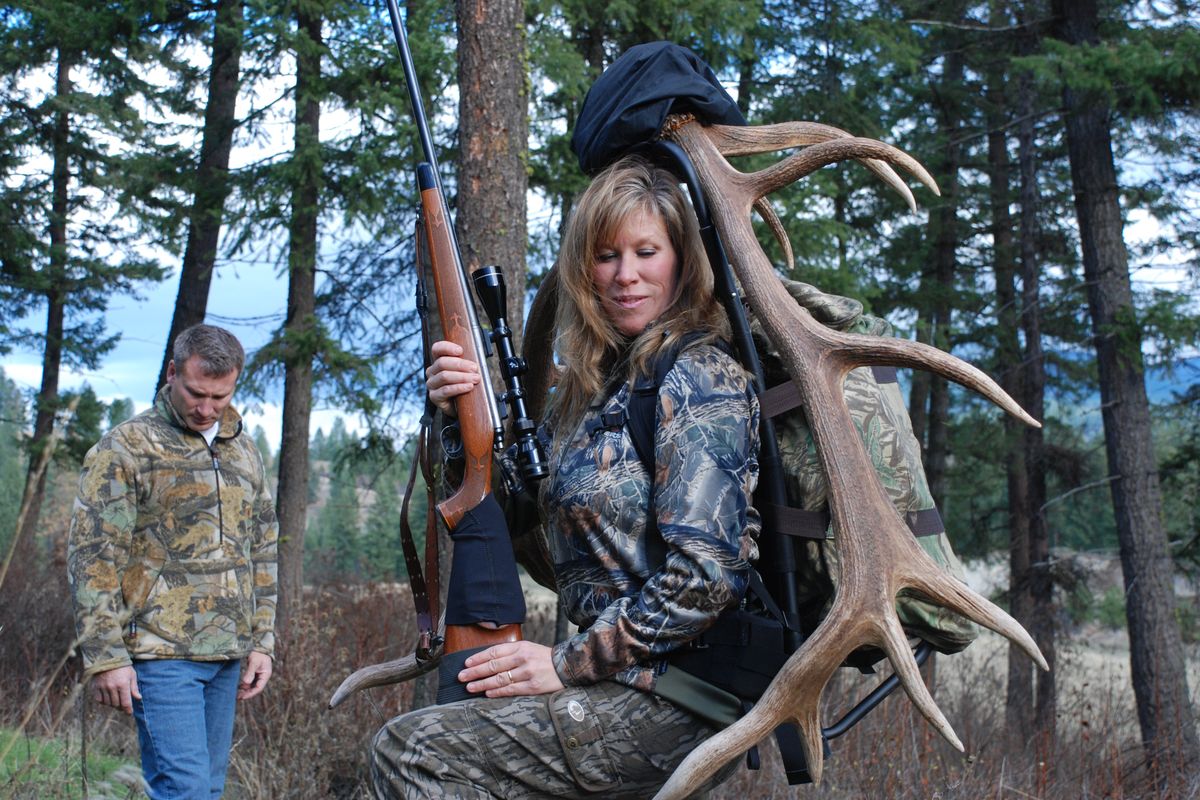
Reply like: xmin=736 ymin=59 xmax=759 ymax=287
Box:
xmin=768 ymin=504 xmax=830 ymax=540
xmin=905 ymin=507 xmax=945 ymax=537
xmin=775 ymin=723 xmax=816 ymax=785
xmin=398 ymin=415 xmax=440 ymax=643
xmin=768 ymin=505 xmax=944 ymax=540
xmin=399 ymin=212 xmax=441 ymax=656
xmin=760 ymin=365 xmax=899 ymax=419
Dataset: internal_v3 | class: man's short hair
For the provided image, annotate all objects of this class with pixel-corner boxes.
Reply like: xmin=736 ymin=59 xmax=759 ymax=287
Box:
xmin=173 ymin=324 xmax=245 ymax=377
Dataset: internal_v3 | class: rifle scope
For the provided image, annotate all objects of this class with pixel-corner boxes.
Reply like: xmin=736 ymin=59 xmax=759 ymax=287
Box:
xmin=471 ymin=265 xmax=549 ymax=485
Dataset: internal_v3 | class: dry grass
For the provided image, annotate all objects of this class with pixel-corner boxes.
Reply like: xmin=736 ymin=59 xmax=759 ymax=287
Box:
xmin=2 ymin=541 xmax=1196 ymax=799
xmin=708 ymin=628 xmax=1200 ymax=800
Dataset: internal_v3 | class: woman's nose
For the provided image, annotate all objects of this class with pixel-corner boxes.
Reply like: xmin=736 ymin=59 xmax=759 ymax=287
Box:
xmin=613 ymin=256 xmax=637 ymax=285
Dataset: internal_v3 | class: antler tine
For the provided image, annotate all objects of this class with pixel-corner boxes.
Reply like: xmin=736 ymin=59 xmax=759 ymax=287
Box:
xmin=752 ymin=197 xmax=794 ymax=273
xmin=752 ymin=137 xmax=939 ymax=207
xmin=654 ymin=116 xmax=1048 ymax=796
xmin=820 ymin=326 xmax=1041 ymax=429
xmin=905 ymin=557 xmax=1048 ymax=669
xmin=877 ymin=614 xmax=962 ymax=751
xmin=703 ymin=121 xmax=936 ymax=211
xmin=702 ymin=119 xmax=857 ymax=155
xmin=329 ymin=650 xmax=441 ymax=708
xmin=330 ymin=612 xmax=446 ymax=708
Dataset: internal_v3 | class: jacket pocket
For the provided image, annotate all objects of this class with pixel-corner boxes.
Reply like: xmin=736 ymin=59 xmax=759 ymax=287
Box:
xmin=546 ymin=688 xmax=619 ymax=792
xmin=137 ymin=558 xmax=247 ymax=653
xmin=121 ymin=559 xmax=164 ymax=616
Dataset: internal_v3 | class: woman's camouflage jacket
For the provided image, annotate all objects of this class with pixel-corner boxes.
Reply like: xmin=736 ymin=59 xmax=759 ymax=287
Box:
xmin=545 ymin=343 xmax=761 ymax=692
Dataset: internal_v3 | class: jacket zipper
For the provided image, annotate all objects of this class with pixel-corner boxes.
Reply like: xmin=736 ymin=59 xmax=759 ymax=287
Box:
xmin=209 ymin=443 xmax=224 ymax=545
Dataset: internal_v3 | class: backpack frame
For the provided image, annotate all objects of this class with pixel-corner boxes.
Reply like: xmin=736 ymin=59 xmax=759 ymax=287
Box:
xmin=623 ymin=140 xmax=957 ymax=784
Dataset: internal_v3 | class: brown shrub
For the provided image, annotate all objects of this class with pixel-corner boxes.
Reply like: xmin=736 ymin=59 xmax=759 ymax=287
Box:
xmin=4 ymin=559 xmax=1196 ymax=800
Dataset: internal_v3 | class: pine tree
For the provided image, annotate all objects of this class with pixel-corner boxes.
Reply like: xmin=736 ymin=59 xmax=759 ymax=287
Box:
xmin=361 ymin=471 xmax=405 ymax=582
xmin=156 ymin=0 xmax=247 ymax=390
xmin=0 ymin=370 xmax=28 ymax=556
xmin=252 ymin=425 xmax=274 ymax=473
xmin=1049 ymin=0 xmax=1200 ymax=774
xmin=455 ymin=0 xmax=528 ymax=349
xmin=0 ymin=0 xmax=169 ymax=578
xmin=319 ymin=467 xmax=361 ymax=579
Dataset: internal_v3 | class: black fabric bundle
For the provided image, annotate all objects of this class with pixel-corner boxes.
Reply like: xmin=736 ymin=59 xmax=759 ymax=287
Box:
xmin=570 ymin=41 xmax=745 ymax=175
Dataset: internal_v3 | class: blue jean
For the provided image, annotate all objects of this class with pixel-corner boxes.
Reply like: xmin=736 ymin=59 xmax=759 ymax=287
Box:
xmin=132 ymin=659 xmax=240 ymax=800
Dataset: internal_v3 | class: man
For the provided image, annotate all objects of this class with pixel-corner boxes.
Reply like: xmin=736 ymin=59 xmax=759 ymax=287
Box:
xmin=68 ymin=324 xmax=278 ymax=800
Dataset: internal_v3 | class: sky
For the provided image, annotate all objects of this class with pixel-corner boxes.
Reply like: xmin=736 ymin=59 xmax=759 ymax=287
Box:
xmin=1 ymin=262 xmax=359 ymax=453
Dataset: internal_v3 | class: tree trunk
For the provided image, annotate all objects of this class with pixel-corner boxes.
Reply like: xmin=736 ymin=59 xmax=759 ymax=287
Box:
xmin=1015 ymin=37 xmax=1054 ymax=735
xmin=156 ymin=0 xmax=245 ymax=390
xmin=923 ymin=48 xmax=964 ymax=511
xmin=984 ymin=27 xmax=1035 ymax=735
xmin=274 ymin=4 xmax=322 ymax=639
xmin=1052 ymin=0 xmax=1199 ymax=776
xmin=12 ymin=49 xmax=72 ymax=577
xmin=454 ymin=0 xmax=528 ymax=353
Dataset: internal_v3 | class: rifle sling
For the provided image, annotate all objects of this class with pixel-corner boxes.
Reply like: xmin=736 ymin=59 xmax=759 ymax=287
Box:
xmin=396 ymin=211 xmax=440 ymax=646
xmin=399 ymin=415 xmax=438 ymax=636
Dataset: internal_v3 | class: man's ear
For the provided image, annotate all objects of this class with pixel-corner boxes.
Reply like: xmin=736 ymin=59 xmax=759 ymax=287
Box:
xmin=165 ymin=360 xmax=176 ymax=384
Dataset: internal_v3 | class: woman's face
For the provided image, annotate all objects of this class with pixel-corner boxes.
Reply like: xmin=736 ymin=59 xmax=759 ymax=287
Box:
xmin=592 ymin=209 xmax=679 ymax=337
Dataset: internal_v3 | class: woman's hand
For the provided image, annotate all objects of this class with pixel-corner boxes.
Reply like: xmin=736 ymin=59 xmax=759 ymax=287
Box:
xmin=459 ymin=640 xmax=565 ymax=698
xmin=425 ymin=340 xmax=481 ymax=417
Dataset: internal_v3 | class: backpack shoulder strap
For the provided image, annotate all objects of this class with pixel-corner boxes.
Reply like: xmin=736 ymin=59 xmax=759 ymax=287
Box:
xmin=626 ymin=333 xmax=732 ymax=477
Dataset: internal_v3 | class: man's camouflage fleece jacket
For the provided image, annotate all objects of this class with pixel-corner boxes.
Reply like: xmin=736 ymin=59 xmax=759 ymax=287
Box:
xmin=544 ymin=343 xmax=761 ymax=691
xmin=68 ymin=386 xmax=278 ymax=679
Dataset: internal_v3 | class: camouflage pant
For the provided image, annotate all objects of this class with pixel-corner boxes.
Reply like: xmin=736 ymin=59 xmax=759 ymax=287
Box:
xmin=370 ymin=680 xmax=734 ymax=799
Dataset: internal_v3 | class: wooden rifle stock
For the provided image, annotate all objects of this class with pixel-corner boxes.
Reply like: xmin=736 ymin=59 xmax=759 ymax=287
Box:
xmin=416 ymin=164 xmax=523 ymax=650
xmin=417 ymin=164 xmax=496 ymax=529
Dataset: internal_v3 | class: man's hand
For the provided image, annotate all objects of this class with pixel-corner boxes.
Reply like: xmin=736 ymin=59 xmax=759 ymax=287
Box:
xmin=91 ymin=666 xmax=140 ymax=715
xmin=238 ymin=651 xmax=273 ymax=701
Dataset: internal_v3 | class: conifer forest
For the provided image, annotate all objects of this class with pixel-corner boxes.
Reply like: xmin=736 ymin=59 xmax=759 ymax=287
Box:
xmin=1 ymin=1 xmax=1198 ymax=797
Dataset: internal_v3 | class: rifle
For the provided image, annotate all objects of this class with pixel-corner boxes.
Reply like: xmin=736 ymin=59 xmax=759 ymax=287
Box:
xmin=385 ymin=0 xmax=543 ymax=704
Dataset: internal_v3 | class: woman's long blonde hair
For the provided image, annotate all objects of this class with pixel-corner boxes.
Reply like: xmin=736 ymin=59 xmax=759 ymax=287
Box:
xmin=548 ymin=155 xmax=730 ymax=435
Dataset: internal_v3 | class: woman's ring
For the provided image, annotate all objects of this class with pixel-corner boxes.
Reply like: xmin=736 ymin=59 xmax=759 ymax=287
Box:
xmin=507 ymin=670 xmax=514 ymax=684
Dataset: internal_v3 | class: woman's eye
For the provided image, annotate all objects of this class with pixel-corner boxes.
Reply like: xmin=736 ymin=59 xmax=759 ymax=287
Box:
xmin=596 ymin=251 xmax=616 ymax=262
xmin=637 ymin=249 xmax=657 ymax=258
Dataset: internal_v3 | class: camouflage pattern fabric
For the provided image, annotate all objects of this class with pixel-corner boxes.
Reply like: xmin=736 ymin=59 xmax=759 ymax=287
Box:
xmin=759 ymin=278 xmax=977 ymax=653
xmin=67 ymin=387 xmax=278 ymax=678
xmin=370 ymin=680 xmax=736 ymax=799
xmin=543 ymin=343 xmax=761 ymax=689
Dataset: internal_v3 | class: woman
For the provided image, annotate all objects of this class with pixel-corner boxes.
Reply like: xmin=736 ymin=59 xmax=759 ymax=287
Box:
xmin=371 ymin=156 xmax=761 ymax=799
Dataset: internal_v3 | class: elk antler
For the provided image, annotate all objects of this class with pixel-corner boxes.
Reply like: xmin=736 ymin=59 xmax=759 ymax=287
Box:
xmin=328 ymin=615 xmax=444 ymax=708
xmin=647 ymin=116 xmax=1047 ymax=798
